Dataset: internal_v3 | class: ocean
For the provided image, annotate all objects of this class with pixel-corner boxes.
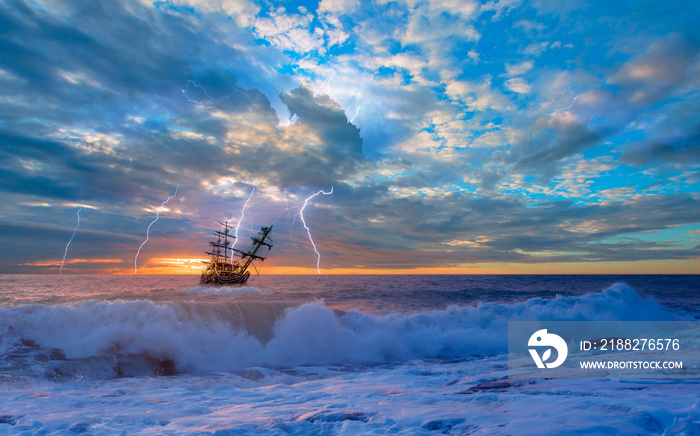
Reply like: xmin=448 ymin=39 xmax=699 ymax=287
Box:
xmin=0 ymin=274 xmax=698 ymax=435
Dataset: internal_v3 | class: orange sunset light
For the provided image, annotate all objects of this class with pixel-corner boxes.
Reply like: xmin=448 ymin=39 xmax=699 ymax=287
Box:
xmin=114 ymin=258 xmax=700 ymax=275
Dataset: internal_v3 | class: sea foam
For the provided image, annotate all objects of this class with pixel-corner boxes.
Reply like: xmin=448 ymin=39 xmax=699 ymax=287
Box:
xmin=0 ymin=283 xmax=674 ymax=378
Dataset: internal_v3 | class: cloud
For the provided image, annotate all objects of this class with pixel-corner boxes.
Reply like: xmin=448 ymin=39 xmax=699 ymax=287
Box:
xmin=522 ymin=41 xmax=550 ymax=56
xmin=505 ymin=60 xmax=534 ymax=77
xmin=515 ymin=19 xmax=544 ymax=32
xmin=507 ymin=117 xmax=600 ymax=180
xmin=610 ymin=33 xmax=699 ymax=105
xmin=481 ymin=0 xmax=522 ymax=20
xmin=445 ymin=77 xmax=514 ymax=111
xmin=505 ymin=77 xmax=532 ymax=94
xmin=2 ymin=0 xmax=700 ymax=273
xmin=619 ymin=130 xmax=700 ymax=166
xmin=252 ymin=8 xmax=325 ymax=54
xmin=318 ymin=0 xmax=359 ymax=15
xmin=160 ymin=0 xmax=260 ymax=26
xmin=611 ymin=33 xmax=695 ymax=85
xmin=274 ymin=83 xmax=365 ymax=184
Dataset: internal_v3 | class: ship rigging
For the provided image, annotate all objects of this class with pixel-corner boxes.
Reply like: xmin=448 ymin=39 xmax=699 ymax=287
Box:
xmin=199 ymin=222 xmax=273 ymax=286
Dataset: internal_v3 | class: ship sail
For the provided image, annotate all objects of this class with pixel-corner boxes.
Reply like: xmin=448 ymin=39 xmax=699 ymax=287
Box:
xmin=199 ymin=224 xmax=273 ymax=286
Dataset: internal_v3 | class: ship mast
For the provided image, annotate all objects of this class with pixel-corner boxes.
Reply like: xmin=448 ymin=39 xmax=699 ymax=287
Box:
xmin=232 ymin=225 xmax=273 ymax=272
xmin=205 ymin=221 xmax=235 ymax=263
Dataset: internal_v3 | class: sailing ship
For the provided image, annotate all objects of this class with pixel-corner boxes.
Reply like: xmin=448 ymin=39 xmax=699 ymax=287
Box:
xmin=199 ymin=222 xmax=273 ymax=286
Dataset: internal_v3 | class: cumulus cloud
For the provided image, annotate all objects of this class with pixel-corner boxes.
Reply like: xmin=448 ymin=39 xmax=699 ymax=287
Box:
xmin=252 ymin=8 xmax=325 ymax=54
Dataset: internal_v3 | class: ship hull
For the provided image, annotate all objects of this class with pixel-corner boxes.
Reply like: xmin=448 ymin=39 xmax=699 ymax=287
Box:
xmin=199 ymin=270 xmax=251 ymax=286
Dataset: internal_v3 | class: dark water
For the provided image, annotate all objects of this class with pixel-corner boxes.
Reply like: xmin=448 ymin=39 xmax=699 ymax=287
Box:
xmin=0 ymin=274 xmax=697 ymax=312
xmin=257 ymin=274 xmax=699 ymax=311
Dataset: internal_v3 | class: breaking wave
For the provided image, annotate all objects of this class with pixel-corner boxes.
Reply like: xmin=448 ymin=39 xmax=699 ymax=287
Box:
xmin=0 ymin=283 xmax=675 ymax=379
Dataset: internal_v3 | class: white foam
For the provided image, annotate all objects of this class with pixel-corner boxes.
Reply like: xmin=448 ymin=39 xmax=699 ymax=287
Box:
xmin=0 ymin=283 xmax=675 ymax=375
xmin=0 ymin=359 xmax=697 ymax=435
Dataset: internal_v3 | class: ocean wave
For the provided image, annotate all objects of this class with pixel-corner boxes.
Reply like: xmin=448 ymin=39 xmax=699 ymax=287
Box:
xmin=0 ymin=283 xmax=676 ymax=378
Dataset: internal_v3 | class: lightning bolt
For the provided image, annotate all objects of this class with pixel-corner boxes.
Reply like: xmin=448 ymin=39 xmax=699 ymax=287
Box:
xmin=350 ymin=107 xmax=361 ymax=124
xmin=284 ymin=113 xmax=300 ymax=127
xmin=160 ymin=104 xmax=173 ymax=123
xmin=181 ymin=80 xmax=253 ymax=110
xmin=59 ymin=206 xmax=81 ymax=275
xmin=230 ymin=186 xmax=256 ymax=251
xmin=587 ymin=112 xmax=599 ymax=131
xmin=298 ymin=187 xmax=333 ymax=274
xmin=315 ymin=75 xmax=334 ymax=96
xmin=543 ymin=87 xmax=579 ymax=116
xmin=134 ymin=184 xmax=179 ymax=274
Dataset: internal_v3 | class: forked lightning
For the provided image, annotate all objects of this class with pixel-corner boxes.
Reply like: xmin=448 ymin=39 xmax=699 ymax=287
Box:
xmin=134 ymin=185 xmax=179 ymax=274
xmin=299 ymin=187 xmax=333 ymax=274
xmin=60 ymin=206 xmax=82 ymax=274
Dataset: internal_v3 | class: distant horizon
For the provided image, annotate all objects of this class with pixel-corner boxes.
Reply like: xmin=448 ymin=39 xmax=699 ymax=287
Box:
xmin=6 ymin=253 xmax=699 ymax=275
xmin=5 ymin=269 xmax=698 ymax=276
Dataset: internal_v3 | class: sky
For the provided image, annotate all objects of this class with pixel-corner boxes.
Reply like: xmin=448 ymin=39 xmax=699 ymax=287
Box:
xmin=1 ymin=0 xmax=699 ymax=274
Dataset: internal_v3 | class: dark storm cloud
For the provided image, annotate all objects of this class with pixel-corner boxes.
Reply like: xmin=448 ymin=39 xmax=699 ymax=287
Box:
xmin=311 ymin=189 xmax=700 ymax=266
xmin=274 ymin=83 xmax=365 ymax=185
xmin=0 ymin=0 xmax=188 ymax=121
xmin=281 ymin=84 xmax=364 ymax=161
xmin=0 ymin=0 xmax=285 ymax=209
xmin=590 ymin=33 xmax=700 ymax=169
xmin=0 ymin=0 xmax=286 ymax=132
xmin=0 ymin=19 xmax=369 ymax=272
xmin=619 ymin=123 xmax=700 ymax=166
xmin=0 ymin=128 xmax=179 ymax=204
xmin=0 ymin=55 xmax=364 ymax=209
xmin=620 ymin=140 xmax=700 ymax=167
xmin=163 ymin=77 xmax=366 ymax=187
xmin=0 ymin=220 xmax=139 ymax=245
xmin=0 ymin=216 xmax=141 ymax=271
